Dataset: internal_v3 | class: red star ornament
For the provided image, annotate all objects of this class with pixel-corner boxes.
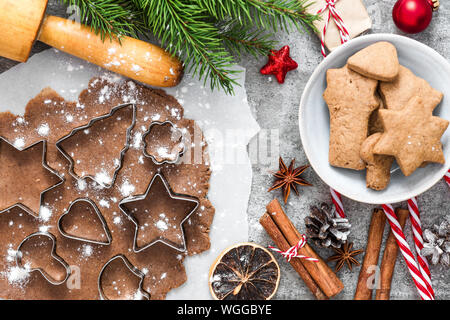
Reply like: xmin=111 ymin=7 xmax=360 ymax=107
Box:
xmin=260 ymin=45 xmax=298 ymax=84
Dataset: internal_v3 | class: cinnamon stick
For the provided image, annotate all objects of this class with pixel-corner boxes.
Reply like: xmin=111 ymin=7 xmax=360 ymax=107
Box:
xmin=265 ymin=199 xmax=344 ymax=298
xmin=375 ymin=208 xmax=409 ymax=300
xmin=354 ymin=208 xmax=386 ymax=300
xmin=260 ymin=213 xmax=328 ymax=300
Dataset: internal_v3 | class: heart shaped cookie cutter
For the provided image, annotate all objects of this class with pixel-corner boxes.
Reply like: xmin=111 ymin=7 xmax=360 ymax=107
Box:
xmin=0 ymin=137 xmax=65 ymax=217
xmin=55 ymin=103 xmax=136 ymax=188
xmin=118 ymin=172 xmax=199 ymax=253
xmin=58 ymin=198 xmax=112 ymax=245
xmin=16 ymin=231 xmax=71 ymax=285
xmin=142 ymin=121 xmax=186 ymax=165
xmin=98 ymin=254 xmax=150 ymax=300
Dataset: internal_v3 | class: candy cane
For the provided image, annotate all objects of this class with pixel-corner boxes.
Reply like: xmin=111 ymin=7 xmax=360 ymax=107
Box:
xmin=382 ymin=204 xmax=434 ymax=300
xmin=330 ymin=187 xmax=346 ymax=218
xmin=407 ymin=197 xmax=435 ymax=298
xmin=444 ymin=169 xmax=450 ymax=187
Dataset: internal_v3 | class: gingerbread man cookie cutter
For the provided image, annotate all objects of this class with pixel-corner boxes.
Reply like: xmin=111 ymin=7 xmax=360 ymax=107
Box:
xmin=57 ymin=198 xmax=112 ymax=246
xmin=98 ymin=254 xmax=150 ymax=300
xmin=142 ymin=121 xmax=186 ymax=165
xmin=0 ymin=137 xmax=65 ymax=217
xmin=118 ymin=172 xmax=199 ymax=253
xmin=16 ymin=231 xmax=71 ymax=286
xmin=55 ymin=103 xmax=137 ymax=188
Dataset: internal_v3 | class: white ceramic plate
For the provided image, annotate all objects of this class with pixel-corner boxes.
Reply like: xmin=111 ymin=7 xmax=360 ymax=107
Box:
xmin=299 ymin=34 xmax=450 ymax=204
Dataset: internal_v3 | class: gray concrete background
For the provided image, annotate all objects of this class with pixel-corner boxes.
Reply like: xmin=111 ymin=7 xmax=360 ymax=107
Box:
xmin=0 ymin=0 xmax=448 ymax=300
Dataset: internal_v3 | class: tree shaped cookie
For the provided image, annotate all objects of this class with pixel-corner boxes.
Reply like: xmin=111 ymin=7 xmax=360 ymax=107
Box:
xmin=324 ymin=65 xmax=379 ymax=170
xmin=348 ymin=42 xmax=399 ymax=81
xmin=374 ymin=96 xmax=449 ymax=176
xmin=379 ymin=66 xmax=443 ymax=113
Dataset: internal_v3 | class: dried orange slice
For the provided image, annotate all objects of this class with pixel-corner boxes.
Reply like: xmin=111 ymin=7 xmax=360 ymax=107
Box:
xmin=209 ymin=242 xmax=280 ymax=300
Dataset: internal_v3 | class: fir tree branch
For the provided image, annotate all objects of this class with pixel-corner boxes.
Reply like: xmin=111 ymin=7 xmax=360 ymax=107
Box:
xmin=59 ymin=0 xmax=148 ymax=40
xmin=59 ymin=0 xmax=319 ymax=94
xmin=219 ymin=21 xmax=275 ymax=58
xmin=135 ymin=0 xmax=240 ymax=94
xmin=196 ymin=0 xmax=319 ymax=33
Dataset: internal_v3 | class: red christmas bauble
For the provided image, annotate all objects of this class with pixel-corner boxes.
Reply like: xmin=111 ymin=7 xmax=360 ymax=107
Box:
xmin=392 ymin=0 xmax=435 ymax=34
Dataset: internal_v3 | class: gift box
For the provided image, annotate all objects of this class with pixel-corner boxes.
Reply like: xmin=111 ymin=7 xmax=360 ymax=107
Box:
xmin=306 ymin=0 xmax=372 ymax=52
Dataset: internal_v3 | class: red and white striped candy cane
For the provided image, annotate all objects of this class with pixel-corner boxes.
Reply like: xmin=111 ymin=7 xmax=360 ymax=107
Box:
xmin=330 ymin=187 xmax=346 ymax=218
xmin=407 ymin=197 xmax=435 ymax=298
xmin=382 ymin=204 xmax=434 ymax=300
xmin=444 ymin=169 xmax=450 ymax=187
xmin=269 ymin=234 xmax=319 ymax=262
xmin=316 ymin=0 xmax=350 ymax=57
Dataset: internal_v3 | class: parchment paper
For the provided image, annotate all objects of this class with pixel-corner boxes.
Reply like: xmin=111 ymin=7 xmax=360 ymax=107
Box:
xmin=0 ymin=49 xmax=260 ymax=299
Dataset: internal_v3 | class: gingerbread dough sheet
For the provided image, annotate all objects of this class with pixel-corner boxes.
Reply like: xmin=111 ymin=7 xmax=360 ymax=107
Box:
xmin=0 ymin=49 xmax=259 ymax=299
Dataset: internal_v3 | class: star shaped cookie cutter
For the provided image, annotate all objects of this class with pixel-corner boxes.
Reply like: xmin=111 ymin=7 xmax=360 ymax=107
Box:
xmin=16 ymin=231 xmax=71 ymax=286
xmin=55 ymin=103 xmax=136 ymax=188
xmin=0 ymin=137 xmax=65 ymax=218
xmin=118 ymin=172 xmax=199 ymax=253
xmin=57 ymin=198 xmax=112 ymax=246
xmin=98 ymin=254 xmax=150 ymax=300
xmin=142 ymin=121 xmax=186 ymax=165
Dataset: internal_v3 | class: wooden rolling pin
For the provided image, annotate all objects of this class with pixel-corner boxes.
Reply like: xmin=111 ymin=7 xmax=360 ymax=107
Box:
xmin=0 ymin=0 xmax=182 ymax=87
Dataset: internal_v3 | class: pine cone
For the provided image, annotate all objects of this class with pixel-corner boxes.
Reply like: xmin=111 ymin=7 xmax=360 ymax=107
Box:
xmin=421 ymin=216 xmax=450 ymax=267
xmin=304 ymin=203 xmax=351 ymax=248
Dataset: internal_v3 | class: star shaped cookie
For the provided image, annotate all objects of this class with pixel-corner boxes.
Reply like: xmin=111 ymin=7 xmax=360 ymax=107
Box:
xmin=0 ymin=138 xmax=63 ymax=216
xmin=119 ymin=172 xmax=199 ymax=252
xmin=374 ymin=96 xmax=449 ymax=176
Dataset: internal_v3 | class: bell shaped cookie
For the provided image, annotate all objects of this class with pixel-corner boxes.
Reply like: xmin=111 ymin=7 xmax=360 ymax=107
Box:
xmin=348 ymin=42 xmax=399 ymax=81
xmin=324 ymin=65 xmax=379 ymax=170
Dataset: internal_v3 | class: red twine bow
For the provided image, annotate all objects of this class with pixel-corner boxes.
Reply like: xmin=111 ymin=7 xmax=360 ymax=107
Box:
xmin=316 ymin=0 xmax=350 ymax=57
xmin=269 ymin=234 xmax=319 ymax=262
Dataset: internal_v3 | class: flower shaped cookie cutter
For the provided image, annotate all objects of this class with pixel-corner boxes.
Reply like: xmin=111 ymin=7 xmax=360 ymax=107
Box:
xmin=142 ymin=121 xmax=186 ymax=165
xmin=55 ymin=103 xmax=136 ymax=188
xmin=0 ymin=137 xmax=64 ymax=217
xmin=16 ymin=231 xmax=71 ymax=286
xmin=98 ymin=254 xmax=150 ymax=300
xmin=118 ymin=172 xmax=199 ymax=253
xmin=58 ymin=198 xmax=112 ymax=246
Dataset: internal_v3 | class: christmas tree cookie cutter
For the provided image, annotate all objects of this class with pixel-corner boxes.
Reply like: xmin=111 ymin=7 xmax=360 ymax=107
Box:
xmin=98 ymin=254 xmax=150 ymax=300
xmin=0 ymin=137 xmax=65 ymax=217
xmin=16 ymin=231 xmax=71 ymax=286
xmin=57 ymin=198 xmax=112 ymax=246
xmin=118 ymin=172 xmax=199 ymax=253
xmin=142 ymin=121 xmax=186 ymax=165
xmin=55 ymin=103 xmax=137 ymax=188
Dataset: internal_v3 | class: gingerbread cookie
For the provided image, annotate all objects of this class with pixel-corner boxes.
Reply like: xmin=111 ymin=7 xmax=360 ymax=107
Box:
xmin=324 ymin=65 xmax=379 ymax=170
xmin=374 ymin=96 xmax=449 ymax=176
xmin=360 ymin=133 xmax=394 ymax=191
xmin=369 ymin=94 xmax=385 ymax=135
xmin=348 ymin=42 xmax=399 ymax=81
xmin=0 ymin=78 xmax=215 ymax=300
xmin=379 ymin=66 xmax=443 ymax=113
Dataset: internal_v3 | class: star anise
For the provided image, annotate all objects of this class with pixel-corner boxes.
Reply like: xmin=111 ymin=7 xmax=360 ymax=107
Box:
xmin=327 ymin=242 xmax=364 ymax=272
xmin=268 ymin=157 xmax=312 ymax=204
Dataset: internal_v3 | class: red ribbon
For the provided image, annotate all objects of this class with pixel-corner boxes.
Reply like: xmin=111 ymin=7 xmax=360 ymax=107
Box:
xmin=269 ymin=234 xmax=319 ymax=262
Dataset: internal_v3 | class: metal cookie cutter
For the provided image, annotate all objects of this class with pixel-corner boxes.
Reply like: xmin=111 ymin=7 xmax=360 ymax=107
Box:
xmin=118 ymin=172 xmax=199 ymax=253
xmin=16 ymin=231 xmax=71 ymax=286
xmin=55 ymin=103 xmax=137 ymax=188
xmin=58 ymin=198 xmax=112 ymax=245
xmin=142 ymin=121 xmax=186 ymax=165
xmin=98 ymin=254 xmax=150 ymax=300
xmin=0 ymin=137 xmax=65 ymax=217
